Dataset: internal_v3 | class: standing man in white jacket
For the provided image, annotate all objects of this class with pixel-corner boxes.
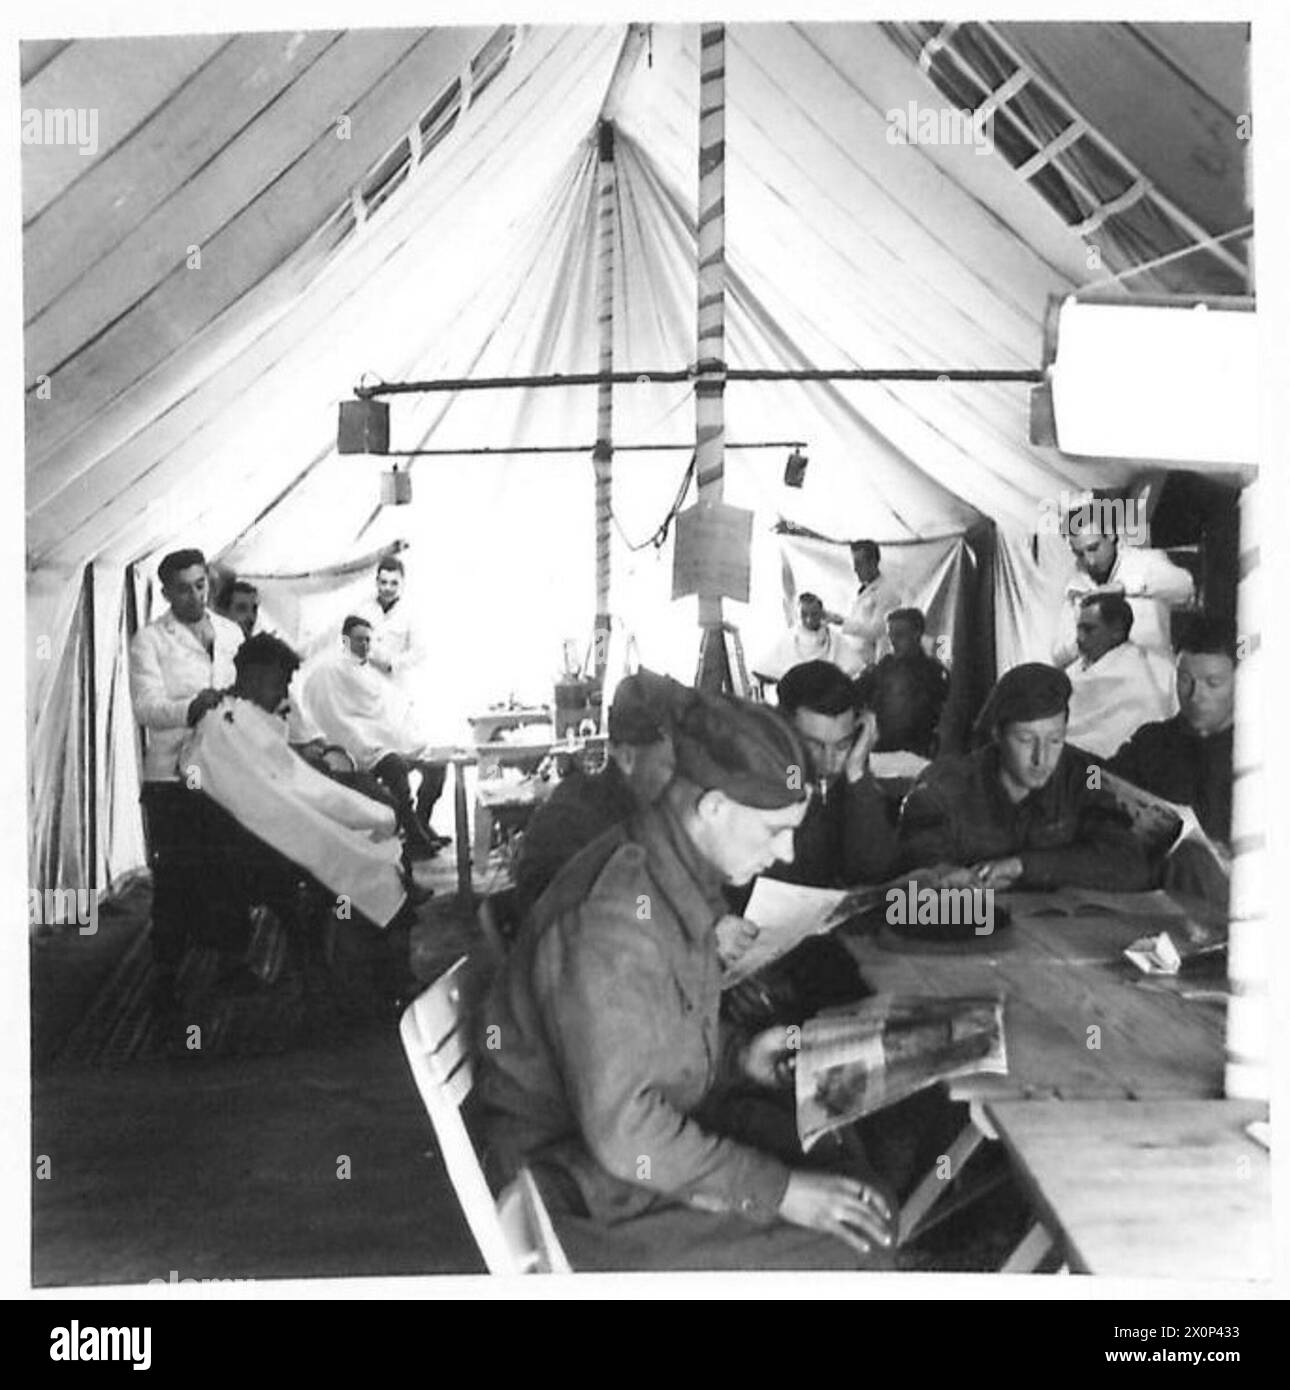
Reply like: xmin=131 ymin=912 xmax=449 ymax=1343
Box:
xmin=839 ymin=540 xmax=904 ymax=670
xmin=129 ymin=548 xmax=246 ymax=990
xmin=1052 ymin=510 xmax=1194 ymax=670
xmin=354 ymin=553 xmax=447 ymax=844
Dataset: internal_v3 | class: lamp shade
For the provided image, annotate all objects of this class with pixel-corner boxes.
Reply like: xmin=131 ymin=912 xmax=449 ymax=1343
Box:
xmin=1042 ymin=297 xmax=1257 ymax=467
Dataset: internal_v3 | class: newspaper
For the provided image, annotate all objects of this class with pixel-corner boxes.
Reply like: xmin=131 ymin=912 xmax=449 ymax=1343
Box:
xmin=1100 ymin=771 xmax=1230 ymax=906
xmin=720 ymin=877 xmax=892 ymax=988
xmin=795 ymin=994 xmax=1007 ymax=1149
xmin=1101 ymin=772 xmax=1228 ymax=865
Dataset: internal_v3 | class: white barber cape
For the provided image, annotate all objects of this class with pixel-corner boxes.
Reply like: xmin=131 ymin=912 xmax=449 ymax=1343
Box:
xmin=300 ymin=649 xmax=428 ymax=770
xmin=356 ymin=596 xmax=426 ymax=703
xmin=181 ymin=696 xmax=406 ymax=927
xmin=1052 ymin=547 xmax=1194 ymax=669
xmin=754 ymin=623 xmax=862 ymax=682
xmin=1064 ymin=642 xmax=1176 ymax=760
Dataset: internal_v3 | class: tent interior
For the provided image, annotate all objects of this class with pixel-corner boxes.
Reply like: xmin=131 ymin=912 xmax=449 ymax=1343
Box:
xmin=23 ymin=15 xmax=1276 ymax=1292
xmin=25 ymin=20 xmax=1253 ymax=901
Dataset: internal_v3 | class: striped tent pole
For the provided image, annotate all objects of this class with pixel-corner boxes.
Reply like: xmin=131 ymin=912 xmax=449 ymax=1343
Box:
xmin=1226 ymin=472 xmax=1268 ymax=1100
xmin=694 ymin=22 xmax=730 ymax=693
xmin=591 ymin=119 xmax=616 ymax=684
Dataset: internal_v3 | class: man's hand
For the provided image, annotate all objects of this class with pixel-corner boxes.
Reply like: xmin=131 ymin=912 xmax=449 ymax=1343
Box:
xmin=186 ymin=688 xmax=223 ymax=726
xmin=973 ymin=856 xmax=1024 ymax=890
xmin=368 ymin=653 xmax=393 ymax=675
xmin=778 ymin=1171 xmax=896 ymax=1258
xmin=843 ymin=708 xmax=880 ymax=783
xmin=740 ymin=1025 xmax=797 ymax=1090
xmin=920 ymin=862 xmax=979 ymax=890
xmin=715 ymin=914 xmax=760 ymax=968
xmin=292 ymin=739 xmax=330 ymax=772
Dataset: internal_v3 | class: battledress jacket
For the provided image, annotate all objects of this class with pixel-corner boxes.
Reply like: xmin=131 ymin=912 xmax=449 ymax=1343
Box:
xmin=899 ymin=743 xmax=1151 ymax=890
xmin=475 ymin=789 xmax=793 ymax=1231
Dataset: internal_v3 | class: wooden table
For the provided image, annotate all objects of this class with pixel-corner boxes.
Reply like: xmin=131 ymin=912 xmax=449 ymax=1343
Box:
xmin=466 ymin=707 xmax=551 ymax=745
xmin=984 ymin=1099 xmax=1271 ymax=1279
xmin=839 ymin=889 xmax=1228 ymax=1245
xmin=433 ymin=737 xmax=608 ymax=903
xmin=842 ymin=890 xmax=1226 ymax=1103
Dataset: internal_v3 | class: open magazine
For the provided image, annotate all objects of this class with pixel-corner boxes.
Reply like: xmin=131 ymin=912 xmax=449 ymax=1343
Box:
xmin=1100 ymin=771 xmax=1230 ymax=905
xmin=720 ymin=877 xmax=897 ymax=988
xmin=795 ymin=995 xmax=1007 ymax=1150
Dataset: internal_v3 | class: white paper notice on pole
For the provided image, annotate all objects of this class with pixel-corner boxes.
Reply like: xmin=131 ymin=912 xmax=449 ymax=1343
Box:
xmin=671 ymin=501 xmax=753 ymax=601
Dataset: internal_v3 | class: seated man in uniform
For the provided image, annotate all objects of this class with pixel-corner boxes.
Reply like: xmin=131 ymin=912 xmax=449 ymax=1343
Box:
xmin=899 ymin=662 xmax=1150 ymax=892
xmin=476 ymin=691 xmax=898 ymax=1271
xmin=513 ymin=669 xmax=688 ymax=919
xmin=721 ymin=660 xmax=901 ymax=1029
xmin=773 ymin=659 xmax=900 ymax=888
xmin=855 ymin=607 xmax=950 ymax=759
xmin=1108 ymin=616 xmax=1236 ymax=846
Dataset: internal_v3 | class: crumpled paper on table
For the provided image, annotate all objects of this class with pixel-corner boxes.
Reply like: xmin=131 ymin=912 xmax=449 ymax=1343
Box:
xmin=1124 ymin=931 xmax=1183 ymax=975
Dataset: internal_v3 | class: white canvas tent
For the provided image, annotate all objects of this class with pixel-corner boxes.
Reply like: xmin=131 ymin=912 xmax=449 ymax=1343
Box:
xmin=24 ymin=21 xmax=1252 ymax=895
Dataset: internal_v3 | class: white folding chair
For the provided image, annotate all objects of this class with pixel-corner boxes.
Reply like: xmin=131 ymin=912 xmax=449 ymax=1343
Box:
xmin=399 ymin=957 xmax=571 ymax=1274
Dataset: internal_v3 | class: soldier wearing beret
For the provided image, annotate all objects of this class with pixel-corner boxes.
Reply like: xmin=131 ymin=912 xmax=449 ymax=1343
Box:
xmin=899 ymin=662 xmax=1151 ymax=891
xmin=475 ymin=690 xmax=898 ymax=1270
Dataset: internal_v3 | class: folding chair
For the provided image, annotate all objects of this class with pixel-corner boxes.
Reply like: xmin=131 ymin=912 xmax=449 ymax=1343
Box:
xmin=399 ymin=957 xmax=571 ymax=1274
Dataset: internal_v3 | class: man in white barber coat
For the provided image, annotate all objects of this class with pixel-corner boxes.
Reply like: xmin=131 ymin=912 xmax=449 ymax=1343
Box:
xmin=839 ymin=540 xmax=904 ymax=670
xmin=353 ymin=554 xmax=446 ymax=840
xmin=1052 ymin=512 xmax=1193 ymax=670
xmin=129 ymin=547 xmax=246 ymax=985
xmin=354 ymin=554 xmax=425 ymax=698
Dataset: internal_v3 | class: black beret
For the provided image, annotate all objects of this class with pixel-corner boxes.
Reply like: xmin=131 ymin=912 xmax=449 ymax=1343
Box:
xmin=975 ymin=662 xmax=1072 ymax=740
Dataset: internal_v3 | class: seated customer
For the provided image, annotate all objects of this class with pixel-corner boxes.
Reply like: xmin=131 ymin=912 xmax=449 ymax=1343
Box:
xmin=723 ymin=660 xmax=900 ymax=1027
xmin=513 ymin=669 xmax=688 ymax=919
xmin=476 ymin=691 xmax=897 ymax=1271
xmin=1063 ymin=592 xmax=1173 ymax=758
xmin=899 ymin=662 xmax=1150 ymax=891
xmin=855 ymin=607 xmax=950 ymax=758
xmin=774 ymin=660 xmax=900 ymax=887
xmin=300 ymin=616 xmax=444 ymax=858
xmin=752 ymin=592 xmax=861 ymax=687
xmin=181 ymin=633 xmax=418 ymax=931
xmin=1108 ymin=616 xmax=1236 ymax=845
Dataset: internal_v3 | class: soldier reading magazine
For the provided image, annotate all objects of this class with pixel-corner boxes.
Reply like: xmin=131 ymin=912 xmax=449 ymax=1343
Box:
xmin=475 ymin=690 xmax=900 ymax=1271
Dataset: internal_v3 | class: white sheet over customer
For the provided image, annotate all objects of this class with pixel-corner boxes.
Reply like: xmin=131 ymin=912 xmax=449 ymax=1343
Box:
xmin=299 ymin=648 xmax=430 ymax=770
xmin=180 ymin=695 xmax=407 ymax=927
